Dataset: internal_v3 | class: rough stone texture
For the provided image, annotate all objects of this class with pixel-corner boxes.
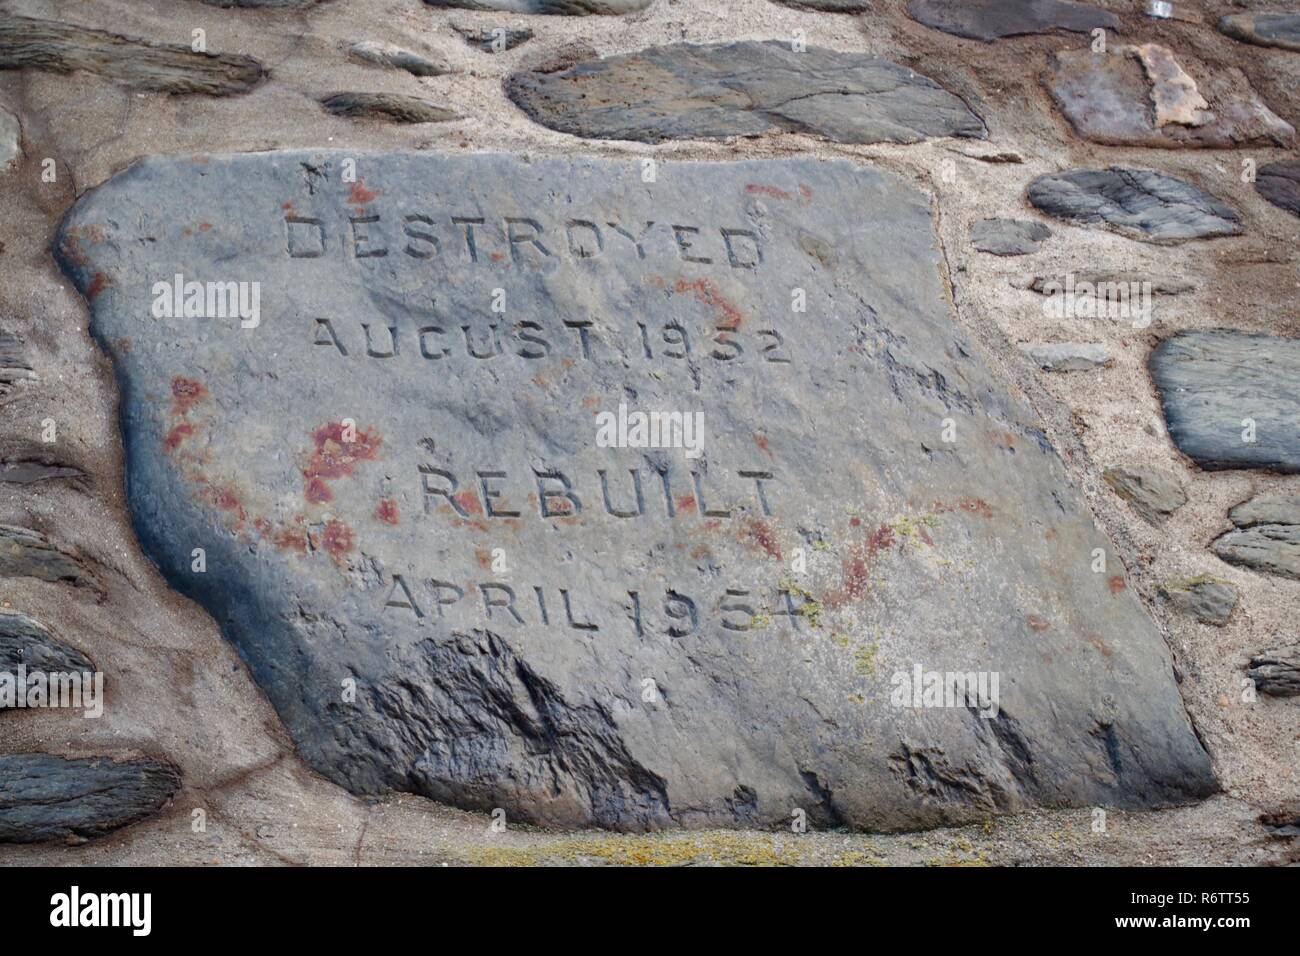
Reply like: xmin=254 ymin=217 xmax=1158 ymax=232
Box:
xmin=424 ymin=0 xmax=651 ymax=13
xmin=1149 ymin=331 xmax=1300 ymax=473
xmin=348 ymin=41 xmax=447 ymax=77
xmin=0 ymin=609 xmax=94 ymax=684
xmin=0 ymin=458 xmax=84 ymax=484
xmin=0 ymin=103 xmax=18 ymax=171
xmin=1229 ymin=495 xmax=1300 ymax=529
xmin=1214 ymin=526 xmax=1300 ymax=581
xmin=1220 ymin=13 xmax=1300 ymax=53
xmin=0 ymin=329 xmax=33 ymax=394
xmin=773 ymin=0 xmax=873 ymax=11
xmin=1102 ymin=465 xmax=1187 ymax=526
xmin=1158 ymin=577 xmax=1238 ymax=626
xmin=1247 ymin=645 xmax=1300 ymax=698
xmin=1027 ymin=273 xmax=1195 ymax=296
xmin=1018 ymin=342 xmax=1110 ymax=372
xmin=320 ymin=92 xmax=459 ymax=123
xmin=1045 ymin=47 xmax=1295 ymax=150
xmin=1256 ymin=160 xmax=1300 ymax=219
xmin=51 ymin=150 xmax=1217 ymax=832
xmin=453 ymin=25 xmax=535 ymax=52
xmin=0 ymin=14 xmax=266 ymax=96
xmin=0 ymin=754 xmax=179 ymax=843
xmin=1027 ymin=168 xmax=1242 ymax=244
xmin=202 ymin=0 xmax=324 ymax=8
xmin=972 ymin=218 xmax=1050 ymax=256
xmin=0 ymin=525 xmax=100 ymax=592
xmin=906 ymin=0 xmax=1117 ymax=42
xmin=507 ymin=41 xmax=987 ymax=145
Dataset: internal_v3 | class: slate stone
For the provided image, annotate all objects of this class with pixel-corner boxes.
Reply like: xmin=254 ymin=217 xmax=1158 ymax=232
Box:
xmin=1229 ymin=495 xmax=1300 ymax=529
xmin=1157 ymin=577 xmax=1238 ymax=626
xmin=349 ymin=41 xmax=447 ymax=77
xmin=0 ymin=458 xmax=85 ymax=484
xmin=506 ymin=41 xmax=987 ymax=145
xmin=1018 ymin=342 xmax=1111 ymax=372
xmin=0 ymin=609 xmax=94 ymax=687
xmin=1247 ymin=645 xmax=1300 ymax=698
xmin=0 ymin=526 xmax=100 ymax=592
xmin=972 ymin=218 xmax=1050 ymax=256
xmin=0 ymin=330 xmax=33 ymax=394
xmin=1027 ymin=273 xmax=1195 ymax=296
xmin=321 ymin=92 xmax=458 ymax=124
xmin=424 ymin=0 xmax=651 ymax=13
xmin=0 ymin=754 xmax=179 ymax=843
xmin=1027 ymin=168 xmax=1242 ymax=244
xmin=773 ymin=0 xmax=873 ymax=11
xmin=1102 ymin=465 xmax=1187 ymax=526
xmin=1256 ymin=160 xmax=1300 ymax=219
xmin=202 ymin=0 xmax=323 ymax=7
xmin=1214 ymin=525 xmax=1300 ymax=581
xmin=1220 ymin=13 xmax=1300 ymax=53
xmin=453 ymin=25 xmax=535 ymax=52
xmin=906 ymin=0 xmax=1118 ymax=42
xmin=0 ymin=14 xmax=266 ymax=96
xmin=1045 ymin=46 xmax=1295 ymax=149
xmin=0 ymin=103 xmax=18 ymax=171
xmin=54 ymin=151 xmax=1216 ymax=831
xmin=1149 ymin=331 xmax=1300 ymax=472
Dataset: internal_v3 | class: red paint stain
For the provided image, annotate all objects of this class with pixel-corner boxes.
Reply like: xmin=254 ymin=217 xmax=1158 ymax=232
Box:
xmin=825 ymin=523 xmax=896 ymax=609
xmin=1108 ymin=575 xmax=1126 ymax=595
xmin=171 ymin=377 xmax=208 ymax=417
xmin=199 ymin=223 xmax=213 ymax=232
xmin=1087 ymin=635 xmax=1113 ymax=657
xmin=321 ymin=520 xmax=354 ymax=557
xmin=746 ymin=183 xmax=793 ymax=201
xmin=957 ymin=498 xmax=994 ymax=519
xmin=675 ymin=494 xmax=697 ymax=513
xmin=674 ymin=278 xmax=743 ymax=329
xmin=375 ymin=498 xmax=400 ymax=525
xmin=86 ymin=273 xmax=110 ymax=299
xmin=348 ymin=180 xmax=380 ymax=205
xmin=164 ymin=422 xmax=193 ymax=453
xmin=302 ymin=421 xmax=382 ymax=503
xmin=754 ymin=433 xmax=771 ymax=457
xmin=1027 ymin=615 xmax=1050 ymax=632
xmin=453 ymin=491 xmax=483 ymax=516
xmin=744 ymin=518 xmax=782 ymax=561
xmin=849 ymin=516 xmax=861 ymax=528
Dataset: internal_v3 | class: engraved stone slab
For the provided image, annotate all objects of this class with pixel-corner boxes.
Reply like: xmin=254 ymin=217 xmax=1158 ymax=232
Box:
xmin=56 ymin=152 xmax=1214 ymax=830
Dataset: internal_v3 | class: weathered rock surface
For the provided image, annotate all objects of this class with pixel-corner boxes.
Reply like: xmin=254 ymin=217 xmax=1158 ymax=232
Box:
xmin=0 ymin=609 xmax=94 ymax=684
xmin=0 ymin=458 xmax=85 ymax=484
xmin=54 ymin=151 xmax=1216 ymax=831
xmin=1158 ymin=577 xmax=1238 ymax=626
xmin=0 ymin=330 xmax=33 ymax=393
xmin=1149 ymin=331 xmax=1300 ymax=473
xmin=0 ymin=103 xmax=18 ymax=171
xmin=1220 ymin=13 xmax=1300 ymax=53
xmin=320 ymin=92 xmax=458 ymax=123
xmin=1018 ymin=342 xmax=1110 ymax=372
xmin=906 ymin=0 xmax=1117 ymax=42
xmin=773 ymin=0 xmax=873 ymax=11
xmin=1247 ymin=645 xmax=1300 ymax=698
xmin=453 ymin=25 xmax=535 ymax=52
xmin=1103 ymin=465 xmax=1187 ymax=526
xmin=1213 ymin=500 xmax=1300 ymax=580
xmin=972 ymin=218 xmax=1050 ymax=256
xmin=1045 ymin=46 xmax=1295 ymax=149
xmin=1026 ymin=273 xmax=1195 ymax=296
xmin=0 ymin=14 xmax=266 ymax=96
xmin=1229 ymin=495 xmax=1300 ymax=529
xmin=1256 ymin=160 xmax=1300 ymax=219
xmin=1027 ymin=168 xmax=1242 ymax=244
xmin=0 ymin=526 xmax=100 ymax=592
xmin=202 ymin=0 xmax=323 ymax=7
xmin=507 ymin=41 xmax=987 ymax=145
xmin=0 ymin=754 xmax=179 ymax=843
xmin=348 ymin=41 xmax=447 ymax=77
xmin=424 ymin=0 xmax=650 ymax=13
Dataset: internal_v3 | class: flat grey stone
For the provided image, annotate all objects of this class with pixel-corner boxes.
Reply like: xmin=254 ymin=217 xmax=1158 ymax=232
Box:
xmin=424 ymin=0 xmax=651 ymax=13
xmin=1027 ymin=273 xmax=1195 ymax=296
xmin=1018 ymin=342 xmax=1111 ymax=372
xmin=906 ymin=0 xmax=1117 ymax=42
xmin=453 ymin=25 xmax=534 ymax=52
xmin=348 ymin=41 xmax=447 ymax=77
xmin=507 ymin=41 xmax=987 ymax=145
xmin=1045 ymin=46 xmax=1295 ymax=150
xmin=0 ymin=329 xmax=33 ymax=394
xmin=54 ymin=150 xmax=1215 ymax=831
xmin=1158 ymin=577 xmax=1238 ymax=626
xmin=0 ymin=525 xmax=100 ymax=593
xmin=1214 ymin=525 xmax=1300 ymax=581
xmin=1103 ymin=465 xmax=1186 ymax=526
xmin=1149 ymin=331 xmax=1300 ymax=472
xmin=1220 ymin=13 xmax=1300 ymax=53
xmin=1027 ymin=168 xmax=1242 ymax=244
xmin=0 ymin=754 xmax=179 ymax=843
xmin=0 ymin=458 xmax=84 ymax=484
xmin=773 ymin=0 xmax=873 ymax=11
xmin=0 ymin=609 xmax=94 ymax=685
xmin=972 ymin=218 xmax=1050 ymax=256
xmin=1247 ymin=645 xmax=1300 ymax=697
xmin=321 ymin=92 xmax=458 ymax=123
xmin=1256 ymin=160 xmax=1300 ymax=219
xmin=0 ymin=13 xmax=265 ymax=96
xmin=202 ymin=0 xmax=323 ymax=7
xmin=0 ymin=103 xmax=18 ymax=171
xmin=1229 ymin=495 xmax=1300 ymax=529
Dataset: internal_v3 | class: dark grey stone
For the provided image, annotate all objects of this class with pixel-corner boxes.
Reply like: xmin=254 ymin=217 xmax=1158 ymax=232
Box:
xmin=320 ymin=92 xmax=458 ymax=123
xmin=1028 ymin=168 xmax=1242 ymax=244
xmin=1102 ymin=465 xmax=1186 ymax=526
xmin=0 ymin=609 xmax=94 ymax=685
xmin=453 ymin=25 xmax=535 ymax=52
xmin=0 ymin=103 xmax=17 ymax=170
xmin=202 ymin=0 xmax=322 ymax=7
xmin=1256 ymin=160 xmax=1300 ymax=219
xmin=54 ymin=151 xmax=1215 ymax=831
xmin=0 ymin=754 xmax=179 ymax=843
xmin=1027 ymin=273 xmax=1195 ymax=296
xmin=0 ymin=330 xmax=33 ymax=394
xmin=0 ymin=525 xmax=100 ymax=593
xmin=0 ymin=13 xmax=265 ymax=96
xmin=1018 ymin=342 xmax=1111 ymax=372
xmin=1220 ymin=13 xmax=1300 ymax=53
xmin=1158 ymin=577 xmax=1238 ymax=626
xmin=349 ymin=41 xmax=447 ymax=77
xmin=1229 ymin=495 xmax=1300 ymax=529
xmin=1149 ymin=331 xmax=1300 ymax=472
xmin=773 ymin=0 xmax=873 ymax=11
xmin=972 ymin=218 xmax=1051 ymax=256
xmin=1247 ymin=645 xmax=1300 ymax=698
xmin=425 ymin=0 xmax=650 ymax=13
xmin=1214 ymin=525 xmax=1300 ymax=581
xmin=0 ymin=459 xmax=85 ymax=484
xmin=507 ymin=41 xmax=987 ymax=145
xmin=906 ymin=0 xmax=1118 ymax=42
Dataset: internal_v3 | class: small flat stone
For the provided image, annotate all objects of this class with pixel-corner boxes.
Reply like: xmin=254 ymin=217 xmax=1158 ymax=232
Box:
xmin=972 ymin=218 xmax=1050 ymax=255
xmin=1229 ymin=494 xmax=1300 ymax=529
xmin=1019 ymin=342 xmax=1111 ymax=371
xmin=1027 ymin=168 xmax=1242 ymax=243
xmin=0 ymin=754 xmax=179 ymax=843
xmin=507 ymin=41 xmax=987 ymax=145
xmin=202 ymin=0 xmax=323 ymax=7
xmin=906 ymin=0 xmax=1117 ymax=42
xmin=320 ymin=92 xmax=458 ymax=124
xmin=1256 ymin=160 xmax=1300 ymax=219
xmin=0 ymin=459 xmax=85 ymax=484
xmin=1247 ymin=644 xmax=1300 ymax=697
xmin=773 ymin=0 xmax=873 ymax=10
xmin=1149 ymin=331 xmax=1300 ymax=472
xmin=1213 ymin=525 xmax=1300 ymax=580
xmin=0 ymin=104 xmax=18 ymax=171
xmin=0 ymin=330 xmax=33 ymax=392
xmin=0 ymin=13 xmax=266 ymax=96
xmin=1220 ymin=13 xmax=1300 ymax=53
xmin=452 ymin=25 xmax=535 ymax=52
xmin=1045 ymin=46 xmax=1294 ymax=149
xmin=1158 ymin=577 xmax=1238 ymax=626
xmin=1027 ymin=273 xmax=1195 ymax=295
xmin=424 ymin=0 xmax=650 ymax=13
xmin=349 ymin=41 xmax=447 ymax=77
xmin=1103 ymin=465 xmax=1187 ymax=525
xmin=0 ymin=525 xmax=100 ymax=592
xmin=0 ymin=609 xmax=94 ymax=684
